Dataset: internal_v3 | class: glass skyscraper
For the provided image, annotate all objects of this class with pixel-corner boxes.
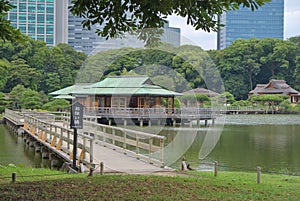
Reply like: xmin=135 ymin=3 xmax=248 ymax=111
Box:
xmin=7 ymin=0 xmax=68 ymax=46
xmin=217 ymin=0 xmax=284 ymax=49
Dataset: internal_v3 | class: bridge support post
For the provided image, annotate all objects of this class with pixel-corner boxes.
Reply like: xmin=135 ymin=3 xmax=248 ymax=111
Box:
xmin=205 ymin=120 xmax=208 ymax=127
xmin=100 ymin=162 xmax=104 ymax=175
xmin=140 ymin=120 xmax=143 ymax=127
xmin=124 ymin=119 xmax=127 ymax=126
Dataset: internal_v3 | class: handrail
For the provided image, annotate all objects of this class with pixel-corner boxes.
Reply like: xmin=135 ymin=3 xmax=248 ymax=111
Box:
xmin=23 ymin=113 xmax=94 ymax=167
xmin=4 ymin=109 xmax=24 ymax=124
xmin=83 ymin=120 xmax=165 ymax=166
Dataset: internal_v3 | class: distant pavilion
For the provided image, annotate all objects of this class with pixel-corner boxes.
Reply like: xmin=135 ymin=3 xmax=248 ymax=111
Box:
xmin=249 ymin=79 xmax=300 ymax=103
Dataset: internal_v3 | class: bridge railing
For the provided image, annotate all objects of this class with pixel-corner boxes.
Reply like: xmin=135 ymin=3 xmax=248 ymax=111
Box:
xmin=84 ymin=107 xmax=219 ymax=118
xmin=82 ymin=120 xmax=165 ymax=167
xmin=23 ymin=113 xmax=94 ymax=168
xmin=4 ymin=109 xmax=24 ymax=125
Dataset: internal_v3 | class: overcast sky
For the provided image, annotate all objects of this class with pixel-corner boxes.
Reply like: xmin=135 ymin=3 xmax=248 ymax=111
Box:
xmin=167 ymin=0 xmax=300 ymax=50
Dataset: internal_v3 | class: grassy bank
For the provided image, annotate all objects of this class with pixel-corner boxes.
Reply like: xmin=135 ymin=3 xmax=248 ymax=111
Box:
xmin=1 ymin=166 xmax=300 ymax=200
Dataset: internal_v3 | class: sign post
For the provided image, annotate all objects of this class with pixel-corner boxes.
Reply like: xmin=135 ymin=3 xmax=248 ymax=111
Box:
xmin=70 ymin=102 xmax=83 ymax=170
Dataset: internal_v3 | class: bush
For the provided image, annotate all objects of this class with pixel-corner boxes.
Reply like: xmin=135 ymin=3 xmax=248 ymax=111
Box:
xmin=42 ymin=99 xmax=70 ymax=111
xmin=279 ymin=100 xmax=292 ymax=111
xmin=231 ymin=100 xmax=252 ymax=107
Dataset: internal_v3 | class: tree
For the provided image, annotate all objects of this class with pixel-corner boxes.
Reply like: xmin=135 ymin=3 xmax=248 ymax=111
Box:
xmin=9 ymin=84 xmax=26 ymax=109
xmin=21 ymin=89 xmax=42 ymax=109
xmin=0 ymin=1 xmax=23 ymax=42
xmin=69 ymin=0 xmax=269 ymax=44
xmin=0 ymin=59 xmax=9 ymax=91
xmin=212 ymin=92 xmax=235 ymax=105
xmin=250 ymin=94 xmax=289 ymax=113
xmin=0 ymin=92 xmax=8 ymax=113
xmin=5 ymin=58 xmax=41 ymax=92
xmin=42 ymin=99 xmax=70 ymax=111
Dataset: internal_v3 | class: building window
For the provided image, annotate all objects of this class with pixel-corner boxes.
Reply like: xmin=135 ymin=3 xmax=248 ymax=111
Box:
xmin=46 ymin=4 xmax=54 ymax=13
xmin=46 ymin=14 xmax=54 ymax=23
xmin=28 ymin=4 xmax=36 ymax=13
xmin=46 ymin=25 xmax=54 ymax=34
xmin=19 ymin=3 xmax=27 ymax=12
xmin=46 ymin=36 xmax=54 ymax=44
xmin=37 ymin=4 xmax=45 ymax=13
xmin=28 ymin=14 xmax=36 ymax=23
xmin=37 ymin=13 xmax=44 ymax=23
xmin=28 ymin=24 xmax=36 ymax=34
xmin=19 ymin=14 xmax=26 ymax=23
xmin=37 ymin=25 xmax=44 ymax=34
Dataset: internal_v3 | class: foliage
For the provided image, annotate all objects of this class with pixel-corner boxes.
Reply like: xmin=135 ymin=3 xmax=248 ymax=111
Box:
xmin=8 ymin=85 xmax=44 ymax=109
xmin=180 ymin=94 xmax=210 ymax=107
xmin=42 ymin=99 xmax=70 ymax=111
xmin=250 ymin=94 xmax=289 ymax=105
xmin=210 ymin=38 xmax=298 ymax=100
xmin=279 ymin=100 xmax=292 ymax=111
xmin=21 ymin=89 xmax=42 ymax=109
xmin=69 ymin=0 xmax=269 ymax=45
xmin=231 ymin=100 xmax=252 ymax=107
xmin=0 ymin=1 xmax=24 ymax=42
xmin=80 ymin=45 xmax=221 ymax=93
xmin=0 ymin=92 xmax=8 ymax=113
xmin=212 ymin=92 xmax=235 ymax=105
xmin=0 ymin=35 xmax=87 ymax=94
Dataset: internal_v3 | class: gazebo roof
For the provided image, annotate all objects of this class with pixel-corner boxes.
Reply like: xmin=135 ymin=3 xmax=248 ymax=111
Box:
xmin=249 ymin=79 xmax=299 ymax=95
xmin=49 ymin=76 xmax=181 ymax=97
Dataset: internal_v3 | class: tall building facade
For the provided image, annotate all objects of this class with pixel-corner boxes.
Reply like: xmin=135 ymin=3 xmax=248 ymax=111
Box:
xmin=68 ymin=0 xmax=180 ymax=55
xmin=217 ymin=0 xmax=284 ymax=50
xmin=7 ymin=0 xmax=68 ymax=47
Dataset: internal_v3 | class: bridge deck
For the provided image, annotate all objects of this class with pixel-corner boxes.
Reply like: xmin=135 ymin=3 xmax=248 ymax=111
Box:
xmin=93 ymin=141 xmax=173 ymax=174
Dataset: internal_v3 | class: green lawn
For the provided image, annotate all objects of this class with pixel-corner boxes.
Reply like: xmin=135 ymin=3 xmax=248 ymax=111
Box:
xmin=0 ymin=165 xmax=299 ymax=200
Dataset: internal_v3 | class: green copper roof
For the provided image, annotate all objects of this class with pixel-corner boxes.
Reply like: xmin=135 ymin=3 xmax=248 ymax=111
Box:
xmin=49 ymin=84 xmax=90 ymax=95
xmin=90 ymin=76 xmax=152 ymax=88
xmin=49 ymin=76 xmax=181 ymax=96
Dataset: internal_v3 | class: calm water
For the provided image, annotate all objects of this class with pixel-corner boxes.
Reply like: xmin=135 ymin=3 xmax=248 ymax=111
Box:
xmin=0 ymin=125 xmax=49 ymax=168
xmin=1 ymin=115 xmax=300 ymax=174
xmin=181 ymin=115 xmax=300 ymax=174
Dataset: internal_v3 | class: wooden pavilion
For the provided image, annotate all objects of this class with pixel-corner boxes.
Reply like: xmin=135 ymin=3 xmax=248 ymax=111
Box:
xmin=249 ymin=79 xmax=300 ymax=103
xmin=50 ymin=76 xmax=184 ymax=124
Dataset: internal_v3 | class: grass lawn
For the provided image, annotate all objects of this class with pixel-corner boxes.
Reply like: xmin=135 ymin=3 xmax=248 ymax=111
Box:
xmin=0 ymin=165 xmax=300 ymax=200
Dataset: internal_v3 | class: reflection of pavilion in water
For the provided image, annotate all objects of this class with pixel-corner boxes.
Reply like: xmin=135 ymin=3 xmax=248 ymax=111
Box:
xmin=50 ymin=76 xmax=216 ymax=126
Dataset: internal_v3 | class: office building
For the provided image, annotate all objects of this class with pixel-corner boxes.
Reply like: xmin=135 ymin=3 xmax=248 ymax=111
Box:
xmin=68 ymin=0 xmax=181 ymax=55
xmin=217 ymin=0 xmax=284 ymax=49
xmin=7 ymin=0 xmax=68 ymax=47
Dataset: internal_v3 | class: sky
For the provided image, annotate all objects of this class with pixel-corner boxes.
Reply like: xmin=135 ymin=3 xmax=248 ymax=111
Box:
xmin=167 ymin=0 xmax=300 ymax=50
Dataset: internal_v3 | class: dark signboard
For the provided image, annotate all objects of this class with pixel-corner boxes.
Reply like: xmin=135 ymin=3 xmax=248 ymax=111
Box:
xmin=70 ymin=102 xmax=83 ymax=129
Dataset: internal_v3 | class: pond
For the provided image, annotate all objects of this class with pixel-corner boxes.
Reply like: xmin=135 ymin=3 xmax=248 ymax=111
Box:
xmin=1 ymin=114 xmax=300 ymax=175
xmin=0 ymin=125 xmax=49 ymax=168
xmin=176 ymin=114 xmax=300 ymax=175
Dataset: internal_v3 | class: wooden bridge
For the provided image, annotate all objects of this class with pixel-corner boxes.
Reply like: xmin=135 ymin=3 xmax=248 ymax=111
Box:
xmin=3 ymin=109 xmax=172 ymax=174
